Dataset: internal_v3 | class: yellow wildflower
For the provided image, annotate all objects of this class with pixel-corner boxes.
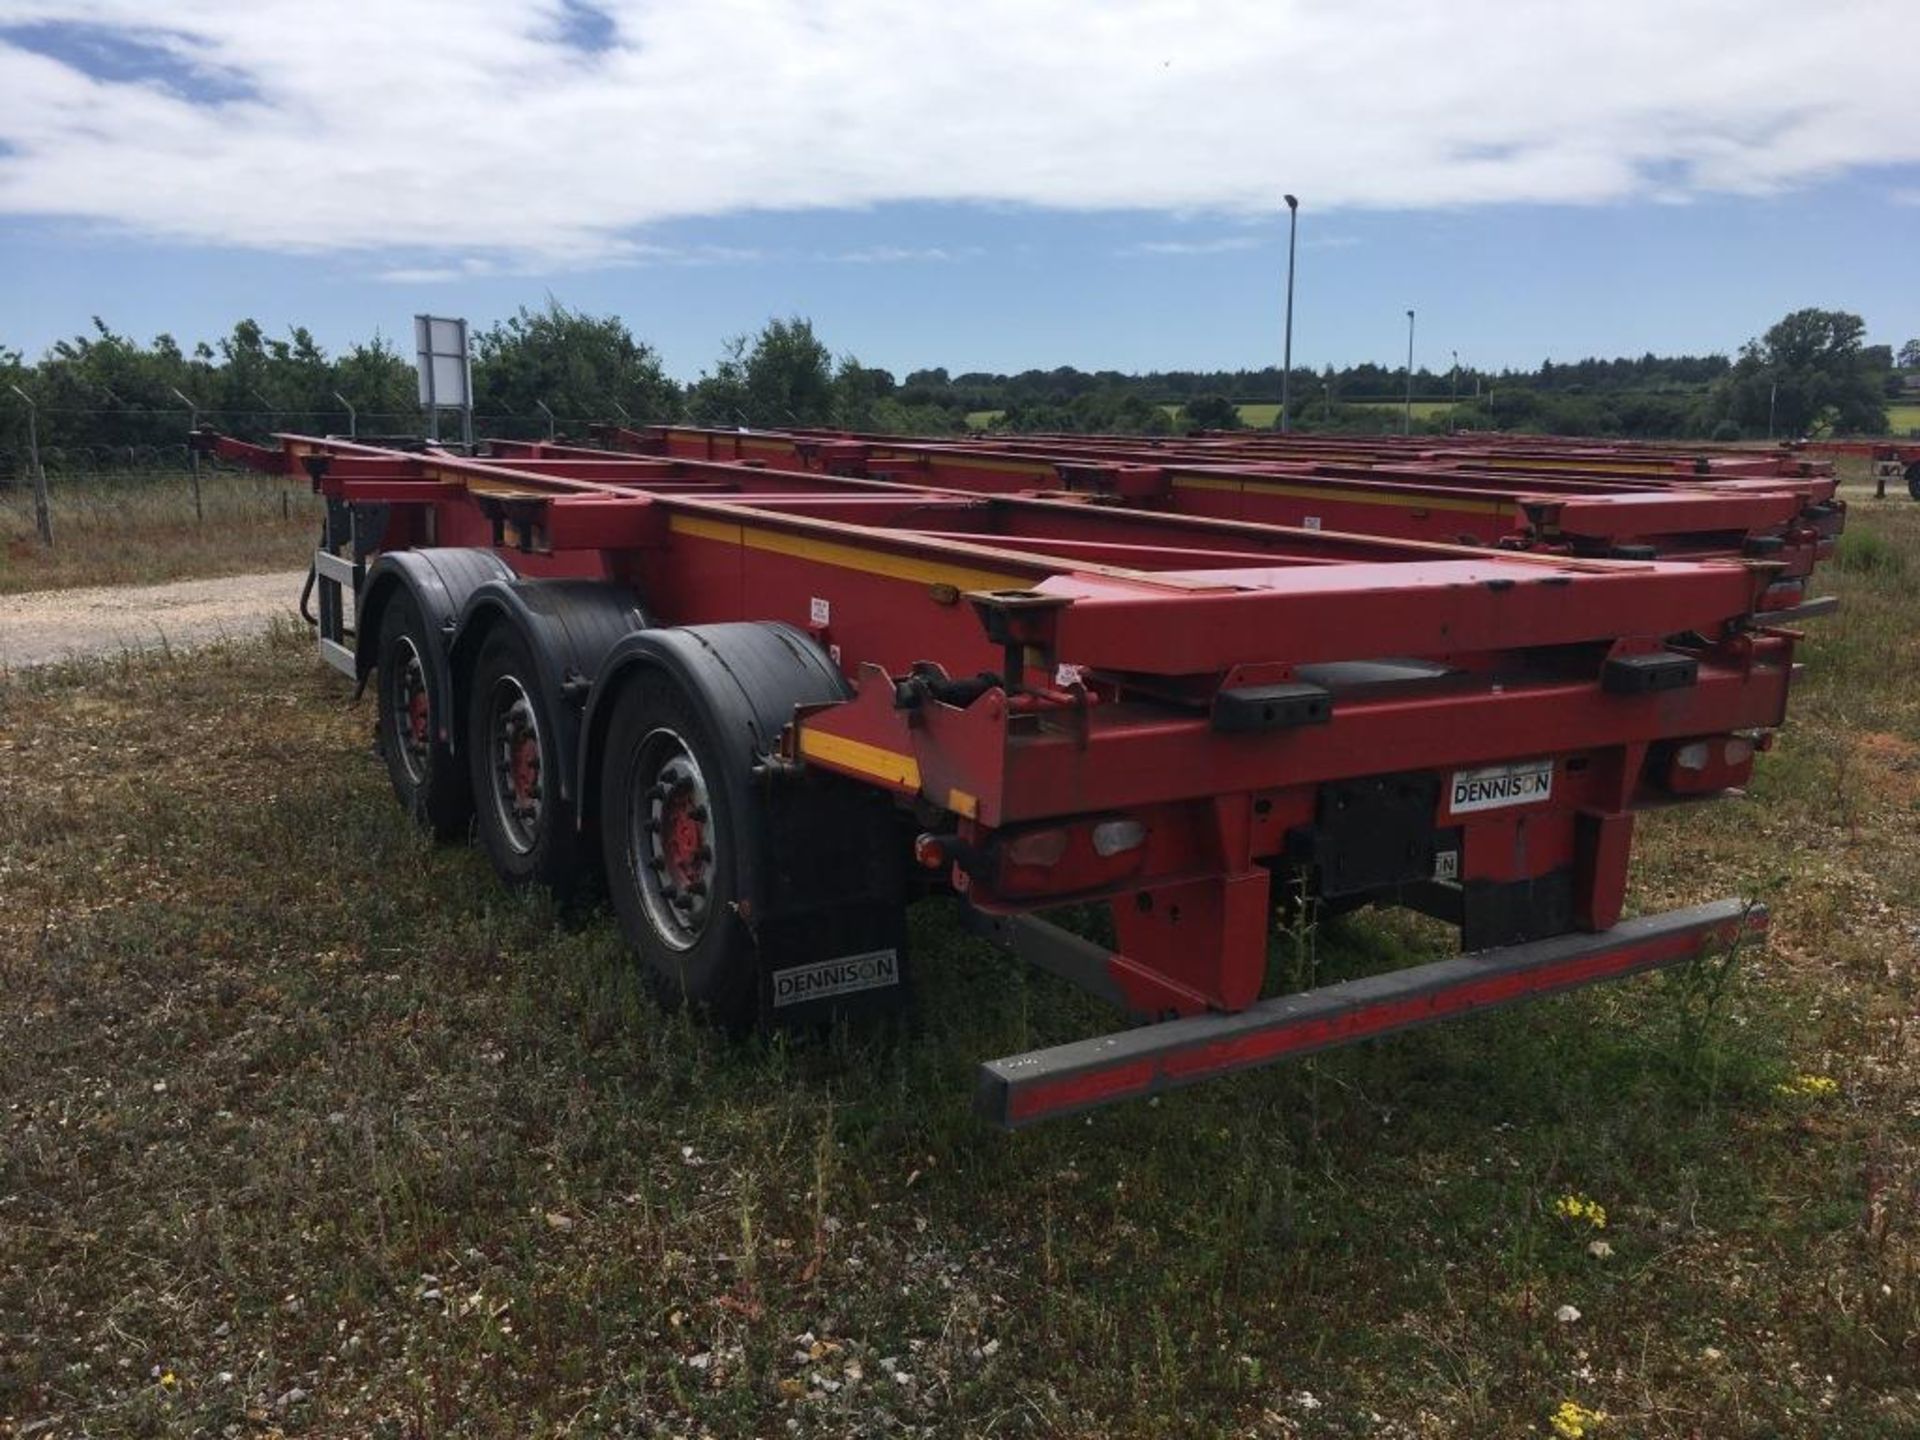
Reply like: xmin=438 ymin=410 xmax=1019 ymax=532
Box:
xmin=1775 ymin=1073 xmax=1839 ymax=1098
xmin=1554 ymin=1194 xmax=1608 ymax=1229
xmin=1550 ymin=1399 xmax=1607 ymax=1438
xmin=159 ymin=1371 xmax=179 ymax=1389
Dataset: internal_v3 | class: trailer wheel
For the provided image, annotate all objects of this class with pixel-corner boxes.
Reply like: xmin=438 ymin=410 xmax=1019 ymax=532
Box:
xmin=467 ymin=627 xmax=584 ymax=895
xmin=599 ymin=670 xmax=759 ymax=1024
xmin=376 ymin=591 xmax=471 ymax=840
xmin=1906 ymin=461 xmax=1920 ymax=502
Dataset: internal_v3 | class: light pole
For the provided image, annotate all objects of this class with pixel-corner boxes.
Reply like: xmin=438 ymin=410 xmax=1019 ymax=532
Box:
xmin=1449 ymin=350 xmax=1459 ymax=433
xmin=1322 ymin=381 xmax=1331 ymax=423
xmin=1404 ymin=309 xmax=1416 ymax=436
xmin=1768 ymin=380 xmax=1778 ymax=441
xmin=333 ymin=391 xmax=357 ymax=438
xmin=1280 ymin=193 xmax=1299 ymax=433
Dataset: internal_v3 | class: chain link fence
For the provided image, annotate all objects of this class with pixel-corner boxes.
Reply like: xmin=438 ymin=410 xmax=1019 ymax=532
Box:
xmin=0 ymin=406 xmax=627 ymax=490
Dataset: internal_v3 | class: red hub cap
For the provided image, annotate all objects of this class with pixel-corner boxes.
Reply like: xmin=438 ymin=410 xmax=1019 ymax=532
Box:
xmin=510 ymin=732 xmax=539 ymax=807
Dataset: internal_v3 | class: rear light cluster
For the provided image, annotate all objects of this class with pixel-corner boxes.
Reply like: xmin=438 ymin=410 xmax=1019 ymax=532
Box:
xmin=918 ymin=816 xmax=1150 ymax=899
xmin=1660 ymin=735 xmax=1757 ymax=795
xmin=996 ymin=816 xmax=1149 ymax=896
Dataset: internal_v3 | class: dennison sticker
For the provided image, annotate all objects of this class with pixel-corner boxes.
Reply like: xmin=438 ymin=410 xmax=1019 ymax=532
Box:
xmin=1448 ymin=759 xmax=1554 ymax=814
xmin=771 ymin=949 xmax=900 ymax=1007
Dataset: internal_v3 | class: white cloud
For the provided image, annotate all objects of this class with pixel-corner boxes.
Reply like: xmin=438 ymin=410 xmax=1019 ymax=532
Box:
xmin=0 ymin=0 xmax=1912 ymax=269
xmin=827 ymin=246 xmax=978 ymax=263
xmin=1121 ymin=236 xmax=1262 ymax=257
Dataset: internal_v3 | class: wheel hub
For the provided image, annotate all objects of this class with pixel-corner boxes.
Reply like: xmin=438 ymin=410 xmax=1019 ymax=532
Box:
xmin=390 ymin=637 xmax=432 ymax=785
xmin=486 ymin=677 xmax=544 ymax=855
xmin=632 ymin=731 xmax=716 ymax=950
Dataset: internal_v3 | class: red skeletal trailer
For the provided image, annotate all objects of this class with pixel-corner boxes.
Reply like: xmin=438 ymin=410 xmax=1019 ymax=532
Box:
xmin=199 ymin=428 xmax=1796 ymax=1125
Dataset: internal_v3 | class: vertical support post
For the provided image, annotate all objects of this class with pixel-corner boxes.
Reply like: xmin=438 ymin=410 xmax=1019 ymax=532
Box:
xmin=10 ymin=384 xmax=53 ymax=546
xmin=1404 ymin=308 xmax=1416 ymax=436
xmin=423 ymin=326 xmax=439 ymax=443
xmin=170 ymin=387 xmax=203 ymax=524
xmin=333 ymin=391 xmax=357 ymax=438
xmin=536 ymin=399 xmax=556 ymax=443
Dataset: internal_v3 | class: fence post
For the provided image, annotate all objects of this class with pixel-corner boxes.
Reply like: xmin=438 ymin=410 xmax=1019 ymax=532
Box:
xmin=333 ymin=391 xmax=357 ymax=438
xmin=536 ymin=400 xmax=556 ymax=442
xmin=169 ymin=387 xmax=204 ymax=524
xmin=9 ymin=384 xmax=53 ymax=546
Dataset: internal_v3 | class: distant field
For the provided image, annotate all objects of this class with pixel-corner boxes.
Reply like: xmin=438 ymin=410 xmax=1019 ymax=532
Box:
xmin=1 ymin=464 xmax=319 ymax=594
xmin=1344 ymin=400 xmax=1455 ymax=421
xmin=1888 ymin=402 xmax=1920 ymax=436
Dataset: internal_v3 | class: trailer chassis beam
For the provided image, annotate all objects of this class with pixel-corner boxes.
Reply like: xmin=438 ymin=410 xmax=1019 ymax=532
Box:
xmin=974 ymin=897 xmax=1765 ymax=1128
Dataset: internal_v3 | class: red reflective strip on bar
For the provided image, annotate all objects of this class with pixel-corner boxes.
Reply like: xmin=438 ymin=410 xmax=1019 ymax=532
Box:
xmin=1159 ymin=918 xmax=1755 ymax=1084
xmin=1005 ymin=1059 xmax=1158 ymax=1124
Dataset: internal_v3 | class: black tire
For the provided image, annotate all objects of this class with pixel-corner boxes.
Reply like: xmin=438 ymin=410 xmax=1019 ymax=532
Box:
xmin=375 ymin=590 xmax=471 ymax=840
xmin=598 ymin=669 xmax=760 ymax=1026
xmin=466 ymin=627 xmax=584 ymax=896
xmin=1906 ymin=461 xmax=1920 ymax=502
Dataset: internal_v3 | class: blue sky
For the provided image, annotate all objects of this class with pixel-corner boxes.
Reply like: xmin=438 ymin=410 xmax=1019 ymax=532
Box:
xmin=2 ymin=2 xmax=1916 ymax=381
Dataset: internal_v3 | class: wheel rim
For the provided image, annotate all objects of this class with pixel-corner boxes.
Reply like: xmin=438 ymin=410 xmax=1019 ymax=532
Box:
xmin=485 ymin=675 xmax=545 ymax=855
xmin=389 ymin=636 xmax=432 ymax=785
xmin=630 ymin=726 xmax=716 ymax=951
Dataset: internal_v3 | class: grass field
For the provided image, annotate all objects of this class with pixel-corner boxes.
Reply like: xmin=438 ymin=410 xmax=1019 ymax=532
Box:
xmin=1887 ymin=403 xmax=1920 ymax=437
xmin=2 ymin=473 xmax=1917 ymax=1437
xmin=0 ymin=466 xmax=319 ymax=595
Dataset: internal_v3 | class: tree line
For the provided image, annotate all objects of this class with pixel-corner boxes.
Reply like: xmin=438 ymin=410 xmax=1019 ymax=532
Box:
xmin=2 ymin=303 xmax=1908 ymax=463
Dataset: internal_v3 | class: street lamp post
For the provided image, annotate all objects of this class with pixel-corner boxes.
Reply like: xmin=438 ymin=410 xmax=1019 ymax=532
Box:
xmin=1280 ymin=193 xmax=1299 ymax=433
xmin=1404 ymin=309 xmax=1416 ymax=436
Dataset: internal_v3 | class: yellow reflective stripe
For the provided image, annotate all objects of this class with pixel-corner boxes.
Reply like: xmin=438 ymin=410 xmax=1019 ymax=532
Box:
xmin=1171 ymin=473 xmax=1514 ymax=518
xmin=669 ymin=513 xmax=1029 ymax=592
xmin=798 ymin=729 xmax=922 ymax=790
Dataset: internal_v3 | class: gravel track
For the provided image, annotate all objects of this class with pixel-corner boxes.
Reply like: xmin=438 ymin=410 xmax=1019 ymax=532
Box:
xmin=0 ymin=569 xmax=309 ymax=669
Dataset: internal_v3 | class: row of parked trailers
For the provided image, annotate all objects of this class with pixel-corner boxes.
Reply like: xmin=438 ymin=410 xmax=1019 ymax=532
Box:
xmin=198 ymin=423 xmax=1842 ymax=1126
